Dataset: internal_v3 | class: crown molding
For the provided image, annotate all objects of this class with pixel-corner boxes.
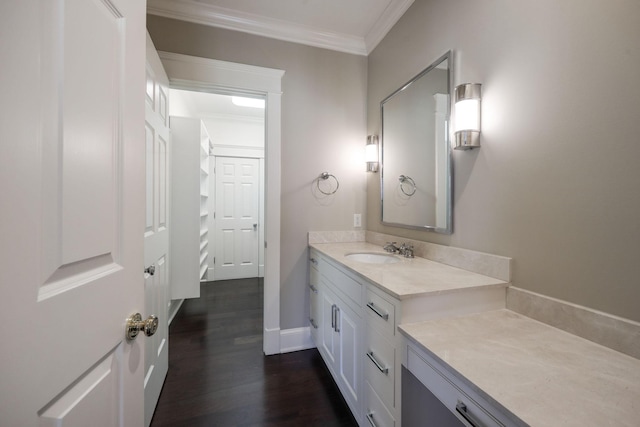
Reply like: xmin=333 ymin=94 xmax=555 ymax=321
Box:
xmin=148 ymin=0 xmax=414 ymax=56
xmin=148 ymin=0 xmax=366 ymax=55
xmin=365 ymin=0 xmax=414 ymax=53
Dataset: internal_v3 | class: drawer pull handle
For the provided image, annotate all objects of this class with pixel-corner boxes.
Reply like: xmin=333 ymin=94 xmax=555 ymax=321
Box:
xmin=334 ymin=306 xmax=340 ymax=332
xmin=331 ymin=304 xmax=336 ymax=329
xmin=365 ymin=412 xmax=378 ymax=427
xmin=309 ymin=284 xmax=318 ymax=294
xmin=366 ymin=351 xmax=389 ymax=375
xmin=456 ymin=401 xmax=484 ymax=427
xmin=366 ymin=302 xmax=389 ymax=320
xmin=309 ymin=318 xmax=318 ymax=329
xmin=310 ymin=257 xmax=318 ymax=265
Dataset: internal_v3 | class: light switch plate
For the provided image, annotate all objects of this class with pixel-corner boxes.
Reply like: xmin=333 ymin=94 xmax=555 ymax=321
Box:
xmin=354 ymin=213 xmax=362 ymax=227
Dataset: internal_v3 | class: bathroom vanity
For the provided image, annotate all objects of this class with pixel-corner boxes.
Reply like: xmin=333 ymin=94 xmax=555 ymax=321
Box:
xmin=308 ymin=237 xmax=640 ymax=427
xmin=308 ymin=240 xmax=509 ymax=427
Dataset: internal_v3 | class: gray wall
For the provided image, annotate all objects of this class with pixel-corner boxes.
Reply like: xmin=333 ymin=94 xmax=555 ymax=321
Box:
xmin=147 ymin=16 xmax=368 ymax=329
xmin=367 ymin=0 xmax=640 ymax=322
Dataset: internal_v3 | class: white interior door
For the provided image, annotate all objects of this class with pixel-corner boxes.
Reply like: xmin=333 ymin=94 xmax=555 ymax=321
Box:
xmin=144 ymin=33 xmax=171 ymax=427
xmin=214 ymin=157 xmax=260 ymax=280
xmin=0 ymin=0 xmax=146 ymax=426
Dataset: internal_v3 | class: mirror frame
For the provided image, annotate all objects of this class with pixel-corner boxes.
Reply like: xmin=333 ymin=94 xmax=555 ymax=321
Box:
xmin=380 ymin=50 xmax=453 ymax=234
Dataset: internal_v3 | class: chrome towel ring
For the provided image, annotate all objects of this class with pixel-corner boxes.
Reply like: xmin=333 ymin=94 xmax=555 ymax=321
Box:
xmin=398 ymin=175 xmax=416 ymax=196
xmin=317 ymin=172 xmax=339 ymax=195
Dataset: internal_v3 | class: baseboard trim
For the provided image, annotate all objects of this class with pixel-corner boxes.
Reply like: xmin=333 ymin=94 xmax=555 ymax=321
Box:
xmin=280 ymin=326 xmax=315 ymax=354
xmin=264 ymin=327 xmax=281 ymax=355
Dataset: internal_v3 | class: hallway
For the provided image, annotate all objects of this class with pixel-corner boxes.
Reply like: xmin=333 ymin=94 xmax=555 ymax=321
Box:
xmin=150 ymin=278 xmax=358 ymax=426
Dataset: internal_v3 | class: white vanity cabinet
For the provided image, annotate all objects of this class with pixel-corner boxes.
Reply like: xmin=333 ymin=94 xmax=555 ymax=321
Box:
xmin=363 ymin=284 xmax=400 ymax=427
xmin=309 ymin=243 xmax=508 ymax=427
xmin=402 ymin=340 xmax=514 ymax=427
xmin=308 ymin=256 xmax=321 ymax=344
xmin=310 ymin=249 xmax=363 ymax=421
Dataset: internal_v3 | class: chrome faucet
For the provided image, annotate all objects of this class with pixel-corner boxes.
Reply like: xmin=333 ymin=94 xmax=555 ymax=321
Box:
xmin=399 ymin=243 xmax=414 ymax=258
xmin=383 ymin=242 xmax=399 ymax=253
xmin=384 ymin=242 xmax=414 ymax=258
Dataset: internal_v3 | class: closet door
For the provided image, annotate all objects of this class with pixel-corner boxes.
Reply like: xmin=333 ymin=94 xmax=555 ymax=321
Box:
xmin=214 ymin=157 xmax=260 ymax=280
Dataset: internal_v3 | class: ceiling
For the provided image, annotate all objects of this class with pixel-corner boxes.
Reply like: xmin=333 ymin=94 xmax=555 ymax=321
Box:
xmin=147 ymin=0 xmax=415 ymax=55
xmin=170 ymin=89 xmax=265 ymax=120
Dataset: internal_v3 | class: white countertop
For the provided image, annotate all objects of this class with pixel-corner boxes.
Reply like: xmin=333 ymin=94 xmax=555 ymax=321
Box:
xmin=310 ymin=242 xmax=508 ymax=300
xmin=399 ymin=309 xmax=640 ymax=427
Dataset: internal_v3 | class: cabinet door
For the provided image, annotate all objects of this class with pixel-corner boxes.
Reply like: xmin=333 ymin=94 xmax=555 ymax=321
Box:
xmin=320 ymin=281 xmax=339 ymax=367
xmin=336 ymin=300 xmax=362 ymax=417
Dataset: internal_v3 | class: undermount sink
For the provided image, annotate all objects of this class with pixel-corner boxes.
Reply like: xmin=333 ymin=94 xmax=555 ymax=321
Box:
xmin=344 ymin=252 xmax=400 ymax=264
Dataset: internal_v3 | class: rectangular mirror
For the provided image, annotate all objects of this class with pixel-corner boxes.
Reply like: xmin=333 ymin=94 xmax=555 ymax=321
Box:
xmin=381 ymin=51 xmax=452 ymax=234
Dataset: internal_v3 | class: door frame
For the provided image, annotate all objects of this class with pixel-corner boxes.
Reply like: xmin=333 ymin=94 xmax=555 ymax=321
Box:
xmin=159 ymin=52 xmax=283 ymax=355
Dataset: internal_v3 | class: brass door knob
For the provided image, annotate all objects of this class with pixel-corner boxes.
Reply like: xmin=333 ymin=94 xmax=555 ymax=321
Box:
xmin=126 ymin=313 xmax=159 ymax=340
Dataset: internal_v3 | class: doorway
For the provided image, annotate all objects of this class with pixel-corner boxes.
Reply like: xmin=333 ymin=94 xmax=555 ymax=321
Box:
xmin=169 ymin=89 xmax=265 ymax=281
xmin=158 ymin=52 xmax=284 ymax=355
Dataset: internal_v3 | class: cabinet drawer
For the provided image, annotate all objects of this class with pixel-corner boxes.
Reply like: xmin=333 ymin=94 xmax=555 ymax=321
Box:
xmin=365 ymin=287 xmax=396 ymax=336
xmin=323 ymin=258 xmax=362 ymax=308
xmin=365 ymin=326 xmax=395 ymax=411
xmin=406 ymin=346 xmax=504 ymax=427
xmin=365 ymin=381 xmax=395 ymax=427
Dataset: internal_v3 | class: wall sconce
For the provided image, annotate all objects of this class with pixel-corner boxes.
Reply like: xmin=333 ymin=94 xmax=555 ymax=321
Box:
xmin=365 ymin=135 xmax=379 ymax=172
xmin=454 ymin=83 xmax=482 ymax=150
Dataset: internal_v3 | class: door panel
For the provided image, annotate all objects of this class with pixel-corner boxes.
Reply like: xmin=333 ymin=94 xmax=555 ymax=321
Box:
xmin=39 ymin=348 xmax=123 ymax=427
xmin=0 ymin=0 xmax=146 ymax=425
xmin=143 ymin=33 xmax=171 ymax=427
xmin=214 ymin=157 xmax=260 ymax=280
xmin=339 ymin=303 xmax=361 ymax=409
xmin=320 ymin=284 xmax=338 ymax=366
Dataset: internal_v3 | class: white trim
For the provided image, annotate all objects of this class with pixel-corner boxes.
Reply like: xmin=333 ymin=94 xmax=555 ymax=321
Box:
xmin=364 ymin=0 xmax=415 ymax=53
xmin=147 ymin=0 xmax=414 ymax=55
xmin=264 ymin=327 xmax=281 ymax=355
xmin=159 ymin=52 xmax=283 ymax=355
xmin=280 ymin=327 xmax=315 ymax=353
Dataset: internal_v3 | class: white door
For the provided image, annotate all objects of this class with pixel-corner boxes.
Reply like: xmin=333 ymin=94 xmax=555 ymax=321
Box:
xmin=214 ymin=157 xmax=260 ymax=280
xmin=144 ymin=34 xmax=171 ymax=427
xmin=0 ymin=0 xmax=146 ymax=426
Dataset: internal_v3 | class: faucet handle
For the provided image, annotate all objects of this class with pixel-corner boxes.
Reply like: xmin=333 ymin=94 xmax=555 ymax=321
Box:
xmin=399 ymin=243 xmax=414 ymax=258
xmin=383 ymin=242 xmax=398 ymax=253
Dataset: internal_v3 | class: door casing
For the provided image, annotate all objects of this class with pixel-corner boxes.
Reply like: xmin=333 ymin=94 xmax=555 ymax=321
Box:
xmin=158 ymin=52 xmax=284 ymax=355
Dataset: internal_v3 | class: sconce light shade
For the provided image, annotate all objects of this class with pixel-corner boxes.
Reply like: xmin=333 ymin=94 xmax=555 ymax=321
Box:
xmin=454 ymin=83 xmax=482 ymax=150
xmin=365 ymin=135 xmax=379 ymax=172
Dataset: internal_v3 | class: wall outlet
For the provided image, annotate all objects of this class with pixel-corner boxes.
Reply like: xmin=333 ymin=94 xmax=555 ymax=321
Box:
xmin=353 ymin=213 xmax=362 ymax=227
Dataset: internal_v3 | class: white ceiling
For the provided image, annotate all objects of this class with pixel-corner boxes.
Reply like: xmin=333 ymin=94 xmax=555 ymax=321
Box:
xmin=147 ymin=0 xmax=415 ymax=55
xmin=170 ymin=89 xmax=265 ymax=120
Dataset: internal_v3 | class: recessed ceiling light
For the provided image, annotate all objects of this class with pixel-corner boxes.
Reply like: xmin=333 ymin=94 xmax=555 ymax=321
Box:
xmin=231 ymin=96 xmax=265 ymax=109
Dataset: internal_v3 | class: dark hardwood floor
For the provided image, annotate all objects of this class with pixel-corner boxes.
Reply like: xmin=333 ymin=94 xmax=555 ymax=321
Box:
xmin=150 ymin=278 xmax=358 ymax=427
